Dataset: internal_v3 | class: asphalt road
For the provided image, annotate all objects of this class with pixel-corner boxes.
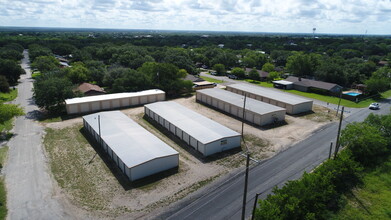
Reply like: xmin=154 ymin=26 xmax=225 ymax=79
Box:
xmin=4 ymin=50 xmax=73 ymax=220
xmin=160 ymin=77 xmax=390 ymax=220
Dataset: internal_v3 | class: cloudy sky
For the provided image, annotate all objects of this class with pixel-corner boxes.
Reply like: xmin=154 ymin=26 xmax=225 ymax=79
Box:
xmin=1 ymin=0 xmax=390 ymax=35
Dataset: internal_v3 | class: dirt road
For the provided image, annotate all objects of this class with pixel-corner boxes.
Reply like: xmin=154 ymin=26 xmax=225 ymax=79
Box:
xmin=4 ymin=50 xmax=76 ymax=220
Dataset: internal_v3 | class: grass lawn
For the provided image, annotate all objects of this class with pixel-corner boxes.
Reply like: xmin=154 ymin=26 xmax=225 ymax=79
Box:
xmin=0 ymin=119 xmax=13 ymax=134
xmin=0 ymin=146 xmax=9 ymax=220
xmin=200 ymin=76 xmax=224 ymax=84
xmin=0 ymin=89 xmax=17 ymax=103
xmin=283 ymin=90 xmax=391 ymax=108
xmin=333 ymin=158 xmax=391 ymax=219
xmin=243 ymin=79 xmax=274 ymax=88
xmin=242 ymin=79 xmax=391 ymax=108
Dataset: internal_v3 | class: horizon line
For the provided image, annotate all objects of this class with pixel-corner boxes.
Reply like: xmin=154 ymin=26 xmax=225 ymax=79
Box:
xmin=1 ymin=25 xmax=390 ymax=37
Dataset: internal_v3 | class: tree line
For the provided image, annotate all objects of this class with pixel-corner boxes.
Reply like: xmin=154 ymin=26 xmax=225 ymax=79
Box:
xmin=1 ymin=31 xmax=390 ymax=112
xmin=254 ymin=113 xmax=391 ymax=219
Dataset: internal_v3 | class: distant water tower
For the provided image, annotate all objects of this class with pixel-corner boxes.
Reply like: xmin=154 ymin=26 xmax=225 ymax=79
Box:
xmin=313 ymin=28 xmax=316 ymax=38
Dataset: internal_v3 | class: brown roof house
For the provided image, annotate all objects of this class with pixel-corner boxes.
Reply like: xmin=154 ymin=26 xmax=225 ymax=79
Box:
xmin=245 ymin=68 xmax=269 ymax=81
xmin=285 ymin=76 xmax=342 ymax=95
xmin=78 ymin=83 xmax=106 ymax=96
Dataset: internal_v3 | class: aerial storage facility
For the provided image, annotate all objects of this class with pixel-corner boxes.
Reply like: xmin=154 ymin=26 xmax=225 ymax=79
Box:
xmin=196 ymin=88 xmax=286 ymax=126
xmin=66 ymin=89 xmax=165 ymax=114
xmin=83 ymin=111 xmax=179 ymax=181
xmin=144 ymin=101 xmax=241 ymax=156
xmin=226 ymin=84 xmax=313 ymax=114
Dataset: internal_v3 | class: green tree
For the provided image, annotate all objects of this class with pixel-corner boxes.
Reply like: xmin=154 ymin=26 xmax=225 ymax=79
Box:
xmin=249 ymin=68 xmax=260 ymax=80
xmin=0 ymin=104 xmax=24 ymax=124
xmin=66 ymin=62 xmax=89 ymax=84
xmin=0 ymin=59 xmax=25 ymax=85
xmin=267 ymin=71 xmax=281 ymax=82
xmin=0 ymin=75 xmax=10 ymax=93
xmin=163 ymin=48 xmax=196 ymax=74
xmin=0 ymin=48 xmax=23 ymax=61
xmin=28 ymin=44 xmax=52 ymax=61
xmin=33 ymin=76 xmax=74 ymax=113
xmin=364 ymin=113 xmax=391 ymax=145
xmin=231 ymin=67 xmax=246 ymax=78
xmin=271 ymin=50 xmax=292 ymax=66
xmin=31 ymin=56 xmax=59 ymax=73
xmin=364 ymin=77 xmax=389 ymax=95
xmin=102 ymin=66 xmax=130 ymax=88
xmin=138 ymin=62 xmax=191 ymax=95
xmin=262 ymin=62 xmax=275 ymax=72
xmin=340 ymin=122 xmax=388 ymax=166
xmin=112 ymin=69 xmax=152 ymax=92
xmin=286 ymin=52 xmax=320 ymax=77
xmin=212 ymin=64 xmax=226 ymax=75
xmin=84 ymin=60 xmax=106 ymax=86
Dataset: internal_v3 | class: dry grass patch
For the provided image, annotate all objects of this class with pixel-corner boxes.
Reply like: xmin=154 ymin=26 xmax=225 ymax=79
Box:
xmin=44 ymin=123 xmax=229 ymax=219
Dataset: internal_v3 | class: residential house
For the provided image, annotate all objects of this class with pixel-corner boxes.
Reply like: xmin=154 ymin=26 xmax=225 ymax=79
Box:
xmin=78 ymin=83 xmax=106 ymax=96
xmin=245 ymin=68 xmax=269 ymax=81
xmin=284 ymin=76 xmax=342 ymax=95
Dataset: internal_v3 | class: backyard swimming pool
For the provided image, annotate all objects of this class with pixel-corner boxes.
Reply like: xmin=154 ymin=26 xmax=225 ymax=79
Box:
xmin=344 ymin=92 xmax=362 ymax=96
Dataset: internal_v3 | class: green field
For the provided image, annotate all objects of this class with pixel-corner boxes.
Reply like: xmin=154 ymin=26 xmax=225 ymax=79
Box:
xmin=283 ymin=90 xmax=391 ymax=108
xmin=243 ymin=79 xmax=274 ymax=88
xmin=0 ymin=89 xmax=17 ymax=103
xmin=200 ymin=76 xmax=224 ymax=83
xmin=333 ymin=158 xmax=391 ymax=219
xmin=245 ymin=81 xmax=391 ymax=108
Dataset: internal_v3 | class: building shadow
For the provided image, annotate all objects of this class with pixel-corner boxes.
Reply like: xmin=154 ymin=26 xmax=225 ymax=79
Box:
xmin=80 ymin=128 xmax=178 ymax=191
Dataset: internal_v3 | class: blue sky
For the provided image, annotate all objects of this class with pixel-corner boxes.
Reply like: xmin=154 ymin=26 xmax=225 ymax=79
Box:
xmin=1 ymin=0 xmax=391 ymax=35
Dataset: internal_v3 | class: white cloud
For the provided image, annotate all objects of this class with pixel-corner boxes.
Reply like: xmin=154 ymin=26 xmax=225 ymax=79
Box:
xmin=0 ymin=0 xmax=390 ymax=34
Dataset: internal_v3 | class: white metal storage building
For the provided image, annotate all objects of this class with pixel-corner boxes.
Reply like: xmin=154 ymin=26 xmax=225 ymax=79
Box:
xmin=196 ymin=88 xmax=286 ymax=126
xmin=66 ymin=89 xmax=165 ymax=114
xmin=83 ymin=111 xmax=179 ymax=181
xmin=144 ymin=101 xmax=241 ymax=156
xmin=226 ymin=84 xmax=313 ymax=114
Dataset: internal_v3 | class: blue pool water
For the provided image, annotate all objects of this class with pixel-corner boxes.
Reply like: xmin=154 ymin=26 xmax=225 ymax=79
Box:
xmin=344 ymin=92 xmax=361 ymax=96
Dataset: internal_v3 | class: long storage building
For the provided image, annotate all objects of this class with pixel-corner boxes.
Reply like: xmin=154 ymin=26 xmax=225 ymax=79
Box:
xmin=144 ymin=101 xmax=241 ymax=156
xmin=226 ymin=84 xmax=313 ymax=114
xmin=66 ymin=89 xmax=165 ymax=115
xmin=83 ymin=111 xmax=179 ymax=181
xmin=196 ymin=88 xmax=286 ymax=126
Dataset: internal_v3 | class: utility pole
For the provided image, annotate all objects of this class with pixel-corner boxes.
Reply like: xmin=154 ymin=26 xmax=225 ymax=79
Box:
xmin=251 ymin=193 xmax=261 ymax=220
xmin=328 ymin=142 xmax=333 ymax=159
xmin=334 ymin=106 xmax=344 ymax=159
xmin=336 ymin=89 xmax=342 ymax=116
xmin=241 ymin=152 xmax=250 ymax=220
xmin=98 ymin=114 xmax=101 ymax=146
xmin=241 ymin=93 xmax=247 ymax=141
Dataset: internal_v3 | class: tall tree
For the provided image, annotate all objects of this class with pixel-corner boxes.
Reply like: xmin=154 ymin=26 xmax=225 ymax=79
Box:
xmin=286 ymin=52 xmax=320 ymax=77
xmin=33 ymin=76 xmax=74 ymax=113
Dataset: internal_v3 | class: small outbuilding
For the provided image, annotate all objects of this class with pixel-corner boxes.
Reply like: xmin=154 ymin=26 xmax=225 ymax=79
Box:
xmin=144 ymin=101 xmax=241 ymax=156
xmin=65 ymin=89 xmax=165 ymax=115
xmin=196 ymin=88 xmax=286 ymax=126
xmin=272 ymin=80 xmax=294 ymax=90
xmin=83 ymin=111 xmax=179 ymax=181
xmin=78 ymin=83 xmax=106 ymax=96
xmin=226 ymin=84 xmax=313 ymax=115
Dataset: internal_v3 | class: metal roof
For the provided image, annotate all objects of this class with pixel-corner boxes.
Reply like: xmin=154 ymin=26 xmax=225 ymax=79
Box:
xmin=65 ymin=89 xmax=165 ymax=105
xmin=83 ymin=111 xmax=178 ymax=169
xmin=272 ymin=80 xmax=294 ymax=85
xmin=285 ymin=76 xmax=342 ymax=91
xmin=197 ymin=88 xmax=286 ymax=115
xmin=226 ymin=84 xmax=312 ymax=105
xmin=145 ymin=101 xmax=240 ymax=144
